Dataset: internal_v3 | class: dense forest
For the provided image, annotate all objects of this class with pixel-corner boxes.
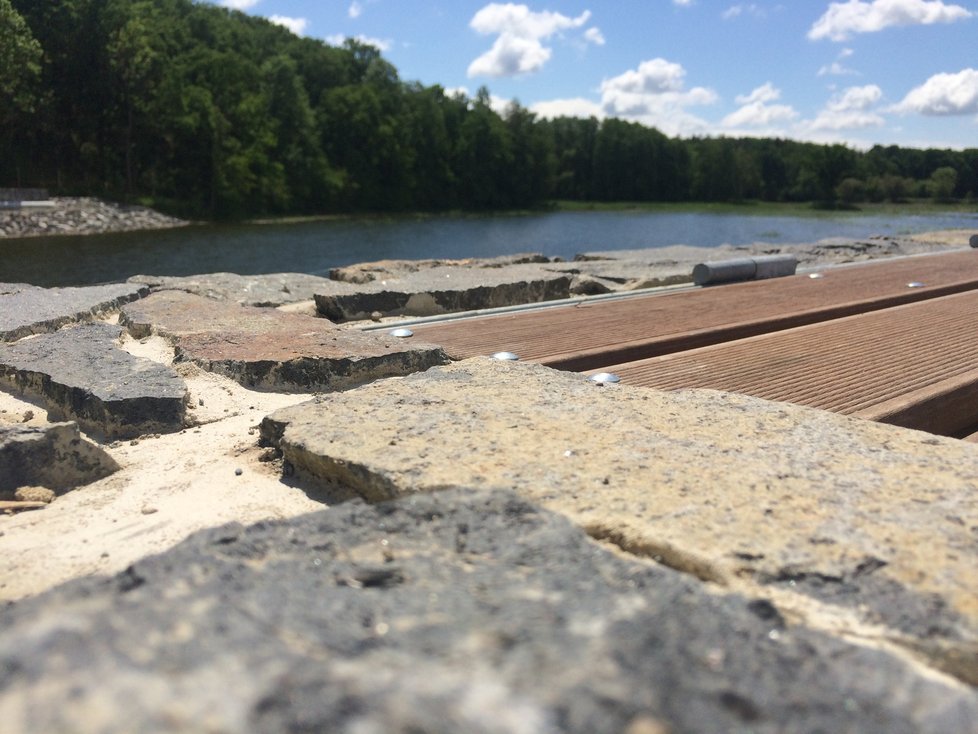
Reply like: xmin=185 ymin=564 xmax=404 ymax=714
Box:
xmin=2 ymin=0 xmax=977 ymax=219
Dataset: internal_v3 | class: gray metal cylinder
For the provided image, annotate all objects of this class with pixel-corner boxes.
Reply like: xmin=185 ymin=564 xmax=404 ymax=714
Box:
xmin=692 ymin=254 xmax=797 ymax=286
xmin=692 ymin=258 xmax=757 ymax=286
xmin=753 ymin=254 xmax=798 ymax=280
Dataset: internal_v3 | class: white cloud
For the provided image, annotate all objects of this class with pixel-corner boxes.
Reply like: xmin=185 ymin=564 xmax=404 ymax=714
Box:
xmin=722 ymin=83 xmax=798 ymax=127
xmin=891 ymin=68 xmax=978 ymax=115
xmin=467 ymin=3 xmax=594 ymax=78
xmin=269 ymin=15 xmax=307 ymax=35
xmin=598 ymin=58 xmax=717 ymax=136
xmin=723 ymin=4 xmax=765 ymax=20
xmin=673 ymin=0 xmax=694 ymax=5
xmin=348 ymin=2 xmax=363 ymax=18
xmin=584 ymin=27 xmax=605 ymax=45
xmin=530 ymin=97 xmax=605 ymax=119
xmin=808 ymin=0 xmax=972 ymax=42
xmin=325 ymin=33 xmax=392 ymax=51
xmin=220 ymin=0 xmax=260 ymax=9
xmin=806 ymin=84 xmax=885 ymax=130
xmin=818 ymin=47 xmax=859 ymax=76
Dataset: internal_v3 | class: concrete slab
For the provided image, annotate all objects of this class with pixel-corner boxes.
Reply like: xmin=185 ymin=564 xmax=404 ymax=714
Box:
xmin=0 ymin=282 xmax=149 ymax=342
xmin=262 ymin=358 xmax=978 ymax=685
xmin=313 ymin=264 xmax=572 ymax=321
xmin=129 ymin=272 xmax=335 ymax=307
xmin=1 ymin=488 xmax=974 ymax=733
xmin=0 ymin=323 xmax=188 ymax=439
xmin=0 ymin=422 xmax=120 ymax=493
xmin=121 ymin=291 xmax=450 ymax=392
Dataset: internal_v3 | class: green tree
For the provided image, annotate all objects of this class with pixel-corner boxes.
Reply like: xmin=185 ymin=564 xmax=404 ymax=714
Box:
xmin=929 ymin=166 xmax=958 ymax=202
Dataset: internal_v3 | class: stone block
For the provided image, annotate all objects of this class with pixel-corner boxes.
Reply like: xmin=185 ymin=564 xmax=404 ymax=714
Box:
xmin=262 ymin=358 xmax=978 ymax=685
xmin=0 ymin=422 xmax=120 ymax=492
xmin=121 ymin=291 xmax=450 ymax=392
xmin=0 ymin=488 xmax=974 ymax=733
xmin=0 ymin=322 xmax=188 ymax=439
xmin=313 ymin=264 xmax=572 ymax=321
xmin=0 ymin=282 xmax=149 ymax=342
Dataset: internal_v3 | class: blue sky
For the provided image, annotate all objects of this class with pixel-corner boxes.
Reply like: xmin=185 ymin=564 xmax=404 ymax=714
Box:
xmin=210 ymin=0 xmax=978 ymax=150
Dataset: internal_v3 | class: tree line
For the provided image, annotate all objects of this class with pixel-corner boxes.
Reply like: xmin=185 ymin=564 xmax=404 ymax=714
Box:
xmin=2 ymin=0 xmax=976 ymax=219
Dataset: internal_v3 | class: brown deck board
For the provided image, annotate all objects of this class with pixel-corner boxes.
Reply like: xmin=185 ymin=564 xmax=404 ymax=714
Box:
xmin=594 ymin=290 xmax=978 ymax=437
xmin=412 ymin=250 xmax=978 ymax=371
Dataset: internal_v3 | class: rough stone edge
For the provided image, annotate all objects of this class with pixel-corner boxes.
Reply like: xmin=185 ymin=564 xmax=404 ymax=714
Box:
xmin=0 ymin=422 xmax=120 ymax=492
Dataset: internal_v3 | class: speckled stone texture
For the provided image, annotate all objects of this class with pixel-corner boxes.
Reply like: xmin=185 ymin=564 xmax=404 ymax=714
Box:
xmin=0 ymin=282 xmax=149 ymax=342
xmin=0 ymin=322 xmax=188 ymax=439
xmin=129 ymin=272 xmax=335 ymax=307
xmin=313 ymin=264 xmax=573 ymax=321
xmin=121 ymin=291 xmax=450 ymax=392
xmin=1 ymin=488 xmax=975 ymax=734
xmin=263 ymin=358 xmax=978 ymax=685
xmin=0 ymin=422 xmax=120 ymax=492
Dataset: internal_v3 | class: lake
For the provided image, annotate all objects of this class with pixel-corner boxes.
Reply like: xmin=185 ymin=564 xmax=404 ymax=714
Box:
xmin=2 ymin=209 xmax=977 ymax=287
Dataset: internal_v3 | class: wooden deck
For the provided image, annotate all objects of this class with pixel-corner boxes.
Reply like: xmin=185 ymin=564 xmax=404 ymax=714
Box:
xmin=411 ymin=249 xmax=978 ymax=438
xmin=412 ymin=250 xmax=978 ymax=372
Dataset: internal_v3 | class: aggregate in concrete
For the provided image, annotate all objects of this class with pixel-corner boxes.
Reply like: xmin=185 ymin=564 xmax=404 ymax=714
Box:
xmin=1 ymin=488 xmax=974 ymax=733
xmin=263 ymin=358 xmax=978 ymax=684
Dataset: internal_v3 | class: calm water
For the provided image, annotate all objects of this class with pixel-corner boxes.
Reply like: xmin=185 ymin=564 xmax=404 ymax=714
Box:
xmin=3 ymin=209 xmax=977 ymax=287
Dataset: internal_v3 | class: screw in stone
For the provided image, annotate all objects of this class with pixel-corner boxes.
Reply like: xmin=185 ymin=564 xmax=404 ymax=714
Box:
xmin=389 ymin=328 xmax=414 ymax=338
xmin=491 ymin=351 xmax=519 ymax=361
xmin=589 ymin=372 xmax=621 ymax=385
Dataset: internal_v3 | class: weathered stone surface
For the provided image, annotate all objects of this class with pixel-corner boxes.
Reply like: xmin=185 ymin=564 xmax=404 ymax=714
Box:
xmin=0 ymin=281 xmax=149 ymax=342
xmin=0 ymin=323 xmax=188 ymax=439
xmin=0 ymin=422 xmax=120 ymax=492
xmin=121 ymin=291 xmax=450 ymax=392
xmin=2 ymin=488 xmax=975 ymax=733
xmin=314 ymin=264 xmax=573 ymax=321
xmin=130 ymin=271 xmax=336 ymax=307
xmin=328 ymin=253 xmax=553 ymax=284
xmin=263 ymin=358 xmax=978 ymax=684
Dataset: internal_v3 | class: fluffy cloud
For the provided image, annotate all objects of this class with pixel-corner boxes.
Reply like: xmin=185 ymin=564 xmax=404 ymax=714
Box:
xmin=325 ymin=33 xmax=392 ymax=51
xmin=808 ymin=0 xmax=972 ymax=42
xmin=219 ymin=0 xmax=260 ymax=9
xmin=891 ymin=68 xmax=978 ymax=115
xmin=598 ymin=58 xmax=717 ymax=136
xmin=467 ymin=3 xmax=596 ymax=77
xmin=530 ymin=97 xmax=605 ymax=119
xmin=584 ymin=27 xmax=606 ymax=45
xmin=721 ymin=83 xmax=798 ymax=127
xmin=348 ymin=2 xmax=363 ymax=18
xmin=269 ymin=15 xmax=307 ymax=35
xmin=807 ymin=84 xmax=885 ymax=130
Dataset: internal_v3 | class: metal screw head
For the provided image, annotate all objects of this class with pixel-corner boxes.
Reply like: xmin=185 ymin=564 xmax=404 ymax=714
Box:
xmin=808 ymin=273 xmax=824 ymax=279
xmin=491 ymin=351 xmax=519 ymax=361
xmin=907 ymin=281 xmax=925 ymax=288
xmin=389 ymin=328 xmax=414 ymax=338
xmin=589 ymin=372 xmax=621 ymax=385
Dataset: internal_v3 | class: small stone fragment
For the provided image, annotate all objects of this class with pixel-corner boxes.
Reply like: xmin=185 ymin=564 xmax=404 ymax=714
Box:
xmin=13 ymin=486 xmax=55 ymax=504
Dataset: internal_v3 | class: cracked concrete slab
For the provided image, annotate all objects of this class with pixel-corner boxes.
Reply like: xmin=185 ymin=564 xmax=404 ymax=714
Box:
xmin=313 ymin=264 xmax=573 ymax=321
xmin=120 ymin=291 xmax=450 ymax=392
xmin=0 ymin=282 xmax=149 ymax=342
xmin=0 ymin=322 xmax=188 ymax=439
xmin=129 ymin=272 xmax=335 ymax=307
xmin=262 ymin=358 xmax=978 ymax=685
xmin=0 ymin=422 xmax=120 ymax=493
xmin=1 ymin=488 xmax=974 ymax=733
